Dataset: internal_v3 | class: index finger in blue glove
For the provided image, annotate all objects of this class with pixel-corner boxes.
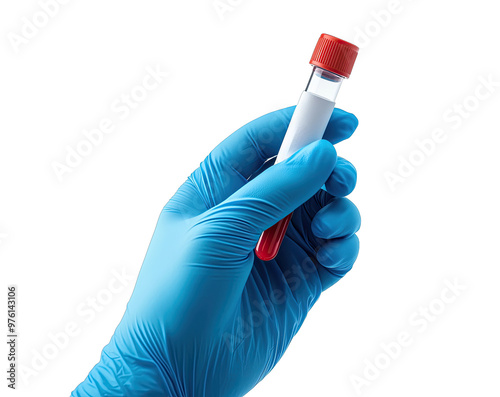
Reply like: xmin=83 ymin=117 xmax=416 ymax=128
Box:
xmin=164 ymin=107 xmax=358 ymax=216
xmin=220 ymin=107 xmax=358 ymax=180
xmin=200 ymin=140 xmax=337 ymax=255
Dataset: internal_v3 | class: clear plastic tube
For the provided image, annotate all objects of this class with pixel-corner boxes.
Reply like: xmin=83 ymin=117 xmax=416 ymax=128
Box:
xmin=306 ymin=66 xmax=344 ymax=102
xmin=255 ymin=34 xmax=358 ymax=261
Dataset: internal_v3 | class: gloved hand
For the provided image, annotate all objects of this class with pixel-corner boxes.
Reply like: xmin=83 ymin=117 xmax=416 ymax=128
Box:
xmin=71 ymin=106 xmax=360 ymax=397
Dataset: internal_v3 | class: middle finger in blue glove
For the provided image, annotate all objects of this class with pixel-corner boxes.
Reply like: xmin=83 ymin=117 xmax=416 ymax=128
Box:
xmin=311 ymin=197 xmax=361 ymax=240
xmin=323 ymin=157 xmax=357 ymax=198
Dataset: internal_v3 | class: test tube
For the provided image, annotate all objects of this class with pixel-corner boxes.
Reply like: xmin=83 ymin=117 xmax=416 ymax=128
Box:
xmin=255 ymin=34 xmax=359 ymax=261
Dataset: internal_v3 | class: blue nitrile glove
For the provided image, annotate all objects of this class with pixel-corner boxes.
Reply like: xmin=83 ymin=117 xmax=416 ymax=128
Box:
xmin=71 ymin=106 xmax=360 ymax=397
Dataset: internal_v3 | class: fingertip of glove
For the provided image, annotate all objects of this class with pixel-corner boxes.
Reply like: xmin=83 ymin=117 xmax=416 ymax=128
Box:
xmin=312 ymin=139 xmax=337 ymax=168
xmin=316 ymin=234 xmax=360 ymax=272
xmin=331 ymin=109 xmax=359 ymax=141
xmin=285 ymin=140 xmax=337 ymax=171
xmin=347 ymin=112 xmax=359 ymax=130
xmin=311 ymin=197 xmax=361 ymax=239
xmin=334 ymin=108 xmax=359 ymax=128
xmin=325 ymin=158 xmax=357 ymax=197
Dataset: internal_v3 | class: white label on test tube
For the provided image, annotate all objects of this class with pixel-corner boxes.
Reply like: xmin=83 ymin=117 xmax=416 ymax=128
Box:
xmin=275 ymin=91 xmax=336 ymax=164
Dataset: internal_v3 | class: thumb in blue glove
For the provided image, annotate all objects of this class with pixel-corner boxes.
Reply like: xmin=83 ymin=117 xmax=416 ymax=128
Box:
xmin=71 ymin=106 xmax=360 ymax=397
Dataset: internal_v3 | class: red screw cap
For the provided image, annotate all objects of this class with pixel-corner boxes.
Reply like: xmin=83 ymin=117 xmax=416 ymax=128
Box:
xmin=310 ymin=34 xmax=359 ymax=79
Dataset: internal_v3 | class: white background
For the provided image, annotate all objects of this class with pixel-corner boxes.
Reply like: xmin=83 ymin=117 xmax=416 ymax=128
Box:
xmin=1 ymin=0 xmax=500 ymax=396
